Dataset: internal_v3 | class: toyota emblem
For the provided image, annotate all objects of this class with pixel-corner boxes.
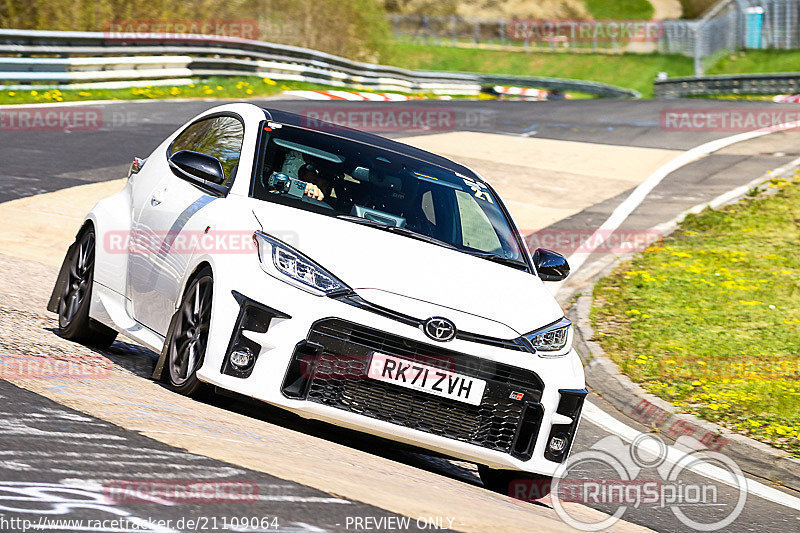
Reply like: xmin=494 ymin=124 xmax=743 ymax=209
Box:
xmin=423 ymin=317 xmax=457 ymax=342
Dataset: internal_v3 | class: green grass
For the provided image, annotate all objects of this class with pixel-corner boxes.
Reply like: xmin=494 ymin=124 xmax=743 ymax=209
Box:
xmin=383 ymin=43 xmax=694 ymax=98
xmin=584 ymin=0 xmax=654 ymax=20
xmin=592 ymin=176 xmax=800 ymax=457
xmin=0 ymin=77 xmax=351 ymax=105
xmin=710 ymin=50 xmax=800 ymax=75
xmin=0 ymin=76 xmax=448 ymax=106
xmin=8 ymin=47 xmax=800 ymax=106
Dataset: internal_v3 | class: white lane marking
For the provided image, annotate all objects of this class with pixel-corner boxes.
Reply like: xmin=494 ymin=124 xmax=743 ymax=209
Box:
xmin=278 ymin=524 xmax=329 ymax=532
xmin=258 ymin=496 xmax=351 ymax=504
xmin=651 ymin=153 xmax=800 ymax=236
xmin=558 ymin=120 xmax=800 ymax=285
xmin=58 ymin=479 xmax=350 ymax=505
xmin=583 ymin=401 xmax=800 ymax=510
xmin=0 ymin=482 xmax=179 ymax=533
xmin=48 ymin=468 xmax=243 ymax=479
xmin=0 ymin=460 xmax=33 ymax=471
xmin=552 ymin=131 xmax=800 ymax=504
xmin=0 ymin=450 xmax=206 ymax=459
xmin=555 ymin=152 xmax=800 ymax=297
xmin=0 ymin=420 xmax=123 ymax=439
xmin=10 ymin=459 xmax=207 ymax=467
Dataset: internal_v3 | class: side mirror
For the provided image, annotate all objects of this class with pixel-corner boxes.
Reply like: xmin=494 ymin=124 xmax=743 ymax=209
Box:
xmin=533 ymin=248 xmax=570 ymax=282
xmin=169 ymin=150 xmax=225 ymax=185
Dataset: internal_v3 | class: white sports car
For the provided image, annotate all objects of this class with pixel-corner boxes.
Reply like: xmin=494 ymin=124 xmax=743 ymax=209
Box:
xmin=49 ymin=103 xmax=586 ymax=494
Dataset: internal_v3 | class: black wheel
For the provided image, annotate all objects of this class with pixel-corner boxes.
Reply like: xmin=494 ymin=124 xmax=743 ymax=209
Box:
xmin=166 ymin=267 xmax=213 ymax=397
xmin=57 ymin=227 xmax=117 ymax=348
xmin=478 ymin=465 xmax=552 ymax=500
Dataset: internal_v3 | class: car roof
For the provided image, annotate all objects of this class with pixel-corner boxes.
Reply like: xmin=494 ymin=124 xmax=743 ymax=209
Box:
xmin=261 ymin=107 xmax=484 ymax=183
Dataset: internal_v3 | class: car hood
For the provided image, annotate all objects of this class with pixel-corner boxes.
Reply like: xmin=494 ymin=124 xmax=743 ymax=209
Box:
xmin=252 ymin=204 xmax=564 ymax=338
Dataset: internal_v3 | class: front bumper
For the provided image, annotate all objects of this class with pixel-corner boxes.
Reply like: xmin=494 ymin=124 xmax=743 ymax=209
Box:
xmin=196 ymin=269 xmax=586 ymax=476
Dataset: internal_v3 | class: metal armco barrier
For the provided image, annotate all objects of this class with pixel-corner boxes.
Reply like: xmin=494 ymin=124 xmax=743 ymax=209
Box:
xmin=0 ymin=28 xmax=638 ymax=98
xmin=655 ymin=72 xmax=800 ymax=98
xmin=480 ymin=74 xmax=640 ymax=98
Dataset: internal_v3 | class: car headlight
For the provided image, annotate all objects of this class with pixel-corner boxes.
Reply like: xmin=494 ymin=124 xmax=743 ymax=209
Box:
xmin=522 ymin=317 xmax=571 ymax=356
xmin=253 ymin=231 xmax=348 ymax=296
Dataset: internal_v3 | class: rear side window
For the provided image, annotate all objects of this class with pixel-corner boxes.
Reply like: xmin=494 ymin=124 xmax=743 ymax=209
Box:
xmin=170 ymin=116 xmax=244 ymax=186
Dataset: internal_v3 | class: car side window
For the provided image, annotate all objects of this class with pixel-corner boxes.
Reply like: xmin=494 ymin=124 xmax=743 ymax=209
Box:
xmin=455 ymin=190 xmax=503 ymax=254
xmin=170 ymin=116 xmax=244 ymax=186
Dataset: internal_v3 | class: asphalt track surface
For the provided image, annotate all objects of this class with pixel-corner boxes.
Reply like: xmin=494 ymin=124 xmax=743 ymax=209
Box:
xmin=1 ymin=97 xmax=799 ymax=532
xmin=0 ymin=379 xmax=429 ymax=533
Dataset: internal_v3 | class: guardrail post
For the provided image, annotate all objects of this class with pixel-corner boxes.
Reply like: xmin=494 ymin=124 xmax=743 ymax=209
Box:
xmin=693 ymin=23 xmax=704 ymax=77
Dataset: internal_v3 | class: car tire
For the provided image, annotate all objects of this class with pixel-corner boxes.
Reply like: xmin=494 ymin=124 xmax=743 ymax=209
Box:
xmin=478 ymin=465 xmax=553 ymax=500
xmin=57 ymin=227 xmax=118 ymax=348
xmin=166 ymin=266 xmax=213 ymax=397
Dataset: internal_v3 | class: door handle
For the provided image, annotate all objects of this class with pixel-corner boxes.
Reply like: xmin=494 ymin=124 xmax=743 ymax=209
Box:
xmin=150 ymin=188 xmax=165 ymax=206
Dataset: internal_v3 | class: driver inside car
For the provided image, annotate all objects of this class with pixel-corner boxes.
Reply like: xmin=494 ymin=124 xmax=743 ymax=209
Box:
xmin=299 ymin=163 xmax=330 ymax=201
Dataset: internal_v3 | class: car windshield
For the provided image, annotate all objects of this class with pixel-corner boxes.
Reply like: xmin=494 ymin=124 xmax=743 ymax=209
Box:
xmin=251 ymin=125 xmax=526 ymax=266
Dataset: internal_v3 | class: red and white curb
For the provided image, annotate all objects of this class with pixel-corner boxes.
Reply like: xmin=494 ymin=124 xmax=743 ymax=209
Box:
xmin=494 ymin=86 xmax=549 ymax=100
xmin=773 ymin=94 xmax=800 ymax=103
xmin=283 ymin=90 xmax=411 ymax=101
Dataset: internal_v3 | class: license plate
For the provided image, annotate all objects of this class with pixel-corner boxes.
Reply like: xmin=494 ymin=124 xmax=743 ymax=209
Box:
xmin=367 ymin=353 xmax=486 ymax=406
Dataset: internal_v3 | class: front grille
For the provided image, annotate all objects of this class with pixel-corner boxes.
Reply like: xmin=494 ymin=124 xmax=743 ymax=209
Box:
xmin=293 ymin=318 xmax=545 ymax=457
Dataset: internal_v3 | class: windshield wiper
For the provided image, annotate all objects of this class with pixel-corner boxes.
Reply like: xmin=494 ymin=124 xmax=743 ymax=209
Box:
xmin=336 ymin=215 xmax=460 ymax=251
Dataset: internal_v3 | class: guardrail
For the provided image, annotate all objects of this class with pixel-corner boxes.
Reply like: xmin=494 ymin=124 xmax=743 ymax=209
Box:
xmin=654 ymin=72 xmax=800 ymax=98
xmin=0 ymin=28 xmax=638 ymax=98
xmin=480 ymin=74 xmax=640 ymax=99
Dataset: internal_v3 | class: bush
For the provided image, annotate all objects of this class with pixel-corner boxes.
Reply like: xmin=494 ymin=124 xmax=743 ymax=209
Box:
xmin=584 ymin=0 xmax=655 ymax=20
xmin=0 ymin=0 xmax=390 ymax=61
xmin=384 ymin=0 xmax=589 ymax=19
xmin=678 ymin=0 xmax=717 ymax=19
